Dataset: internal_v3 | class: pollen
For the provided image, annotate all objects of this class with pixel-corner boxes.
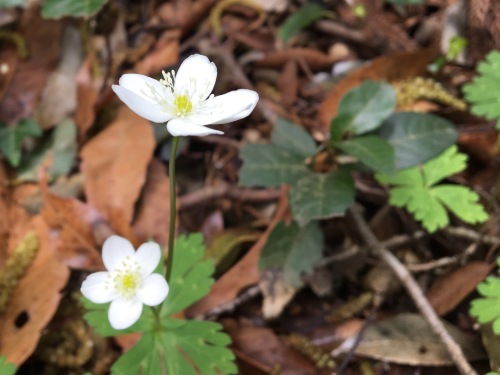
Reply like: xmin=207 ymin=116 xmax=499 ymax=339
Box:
xmin=112 ymin=260 xmax=142 ymax=300
xmin=173 ymin=94 xmax=193 ymax=117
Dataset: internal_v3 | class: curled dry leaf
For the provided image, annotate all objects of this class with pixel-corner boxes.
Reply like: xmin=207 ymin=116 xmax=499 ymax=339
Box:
xmin=133 ymin=158 xmax=172 ymax=249
xmin=39 ymin=183 xmax=104 ymax=270
xmin=317 ymin=48 xmax=439 ymax=133
xmin=80 ymin=106 xmax=155 ymax=228
xmin=254 ymin=48 xmax=338 ymax=72
xmin=426 ymin=261 xmax=493 ymax=317
xmin=187 ymin=187 xmax=289 ymax=316
xmin=0 ymin=211 xmax=69 ymax=366
xmin=0 ymin=8 xmax=62 ymax=125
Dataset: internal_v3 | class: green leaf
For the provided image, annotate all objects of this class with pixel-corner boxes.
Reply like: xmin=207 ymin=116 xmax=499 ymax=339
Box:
xmin=112 ymin=320 xmax=237 ymax=375
xmin=376 ymin=146 xmax=488 ymax=232
xmin=376 ymin=112 xmax=458 ymax=169
xmin=471 ymin=276 xmax=500 ymax=334
xmin=160 ymin=233 xmax=214 ymax=317
xmin=335 ymin=81 xmax=396 ymax=135
xmin=0 ymin=356 xmax=16 ymax=375
xmin=271 ymin=118 xmax=317 ymax=159
xmin=259 ymin=221 xmax=323 ymax=288
xmin=290 ymin=169 xmax=355 ymax=226
xmin=335 ymin=135 xmax=395 ymax=174
xmin=239 ymin=144 xmax=309 ymax=187
xmin=463 ymin=50 xmax=500 ymax=128
xmin=41 ymin=0 xmax=107 ymax=18
xmin=0 ymin=0 xmax=24 ymax=9
xmin=278 ymin=3 xmax=331 ymax=42
xmin=0 ymin=119 xmax=41 ymax=167
xmin=17 ymin=118 xmax=77 ymax=182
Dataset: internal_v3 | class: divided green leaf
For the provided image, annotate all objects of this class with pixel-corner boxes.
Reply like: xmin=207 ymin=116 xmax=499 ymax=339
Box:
xmin=376 ymin=146 xmax=488 ymax=232
xmin=0 ymin=119 xmax=41 ymax=167
xmin=83 ymin=234 xmax=236 ymax=374
xmin=333 ymin=81 xmax=396 ymax=136
xmin=278 ymin=3 xmax=331 ymax=42
xmin=376 ymin=112 xmax=458 ymax=169
xmin=41 ymin=0 xmax=107 ymax=18
xmin=290 ymin=169 xmax=355 ymax=226
xmin=240 ymin=119 xmax=316 ymax=187
xmin=259 ymin=220 xmax=323 ymax=288
xmin=0 ymin=356 xmax=16 ymax=375
xmin=463 ymin=50 xmax=500 ymax=128
xmin=335 ymin=135 xmax=395 ymax=174
xmin=471 ymin=276 xmax=500 ymax=334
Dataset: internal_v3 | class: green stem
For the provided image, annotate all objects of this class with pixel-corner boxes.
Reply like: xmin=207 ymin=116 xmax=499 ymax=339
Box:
xmin=166 ymin=136 xmax=180 ymax=282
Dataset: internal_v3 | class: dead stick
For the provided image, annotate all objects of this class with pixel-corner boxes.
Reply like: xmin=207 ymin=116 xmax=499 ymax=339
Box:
xmin=349 ymin=207 xmax=478 ymax=375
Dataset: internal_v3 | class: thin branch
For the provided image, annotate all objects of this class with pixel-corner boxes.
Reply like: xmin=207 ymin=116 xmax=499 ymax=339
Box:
xmin=349 ymin=207 xmax=478 ymax=375
xmin=178 ymin=183 xmax=281 ymax=210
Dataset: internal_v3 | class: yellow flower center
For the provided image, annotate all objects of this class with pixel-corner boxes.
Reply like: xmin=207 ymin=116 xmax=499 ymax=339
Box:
xmin=109 ymin=257 xmax=142 ymax=300
xmin=173 ymin=94 xmax=193 ymax=117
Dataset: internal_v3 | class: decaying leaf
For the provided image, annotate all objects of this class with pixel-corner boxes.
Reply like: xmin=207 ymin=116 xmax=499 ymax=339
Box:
xmin=427 ymin=261 xmax=493 ymax=316
xmin=333 ymin=313 xmax=486 ymax=366
xmin=80 ymin=106 xmax=155 ymax=227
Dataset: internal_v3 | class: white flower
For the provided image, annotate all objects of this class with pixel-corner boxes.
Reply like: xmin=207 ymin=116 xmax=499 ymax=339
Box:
xmin=112 ymin=54 xmax=259 ymax=136
xmin=81 ymin=236 xmax=169 ymax=330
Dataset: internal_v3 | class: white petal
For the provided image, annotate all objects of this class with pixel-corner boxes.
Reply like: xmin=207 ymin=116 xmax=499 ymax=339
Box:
xmin=102 ymin=235 xmax=135 ymax=271
xmin=174 ymin=54 xmax=217 ymax=103
xmin=81 ymin=272 xmax=117 ymax=303
xmin=166 ymin=117 xmax=223 ymax=136
xmin=136 ymin=274 xmax=169 ymax=306
xmin=133 ymin=242 xmax=161 ymax=278
xmin=189 ymin=89 xmax=259 ymax=125
xmin=108 ymin=297 xmax=143 ymax=330
xmin=112 ymin=85 xmax=174 ymax=123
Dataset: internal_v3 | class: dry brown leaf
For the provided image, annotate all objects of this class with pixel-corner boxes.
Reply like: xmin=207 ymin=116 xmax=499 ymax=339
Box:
xmin=426 ymin=261 xmax=493 ymax=316
xmin=39 ymin=183 xmax=103 ymax=270
xmin=74 ymin=57 xmax=99 ymax=139
xmin=186 ymin=187 xmax=288 ymax=316
xmin=334 ymin=313 xmax=486 ymax=366
xmin=255 ymin=48 xmax=337 ymax=72
xmin=223 ymin=319 xmax=323 ymax=375
xmin=317 ymin=48 xmax=439 ymax=132
xmin=0 ymin=8 xmax=62 ymax=125
xmin=80 ymin=106 xmax=155 ymax=227
xmin=135 ymin=30 xmax=180 ymax=76
xmin=133 ymin=158 xmax=172 ymax=248
xmin=0 ymin=213 xmax=69 ymax=366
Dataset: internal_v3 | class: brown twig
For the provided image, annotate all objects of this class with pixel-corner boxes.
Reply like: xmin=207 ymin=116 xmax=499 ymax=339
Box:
xmin=349 ymin=206 xmax=478 ymax=375
xmin=444 ymin=226 xmax=500 ymax=247
xmin=178 ymin=183 xmax=281 ymax=209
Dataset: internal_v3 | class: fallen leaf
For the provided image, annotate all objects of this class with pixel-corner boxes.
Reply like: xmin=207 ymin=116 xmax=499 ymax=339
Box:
xmin=333 ymin=313 xmax=486 ymax=366
xmin=133 ymin=158 xmax=172 ymax=248
xmin=134 ymin=30 xmax=180 ymax=76
xmin=427 ymin=261 xmax=493 ymax=316
xmin=277 ymin=59 xmax=298 ymax=108
xmin=186 ymin=187 xmax=289 ymax=316
xmin=80 ymin=106 xmax=155 ymax=226
xmin=39 ymin=182 xmax=103 ymax=270
xmin=0 ymin=8 xmax=62 ymax=125
xmin=317 ymin=48 xmax=439 ymax=133
xmin=0 ymin=213 xmax=69 ymax=366
xmin=33 ymin=25 xmax=83 ymax=129
xmin=223 ymin=319 xmax=322 ymax=375
xmin=74 ymin=56 xmax=99 ymax=139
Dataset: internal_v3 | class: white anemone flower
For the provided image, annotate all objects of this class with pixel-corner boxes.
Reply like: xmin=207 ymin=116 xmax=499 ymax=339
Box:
xmin=112 ymin=54 xmax=259 ymax=136
xmin=81 ymin=236 xmax=169 ymax=330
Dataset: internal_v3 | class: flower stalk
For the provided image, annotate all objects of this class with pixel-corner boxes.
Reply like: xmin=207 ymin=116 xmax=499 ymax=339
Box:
xmin=166 ymin=136 xmax=180 ymax=282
